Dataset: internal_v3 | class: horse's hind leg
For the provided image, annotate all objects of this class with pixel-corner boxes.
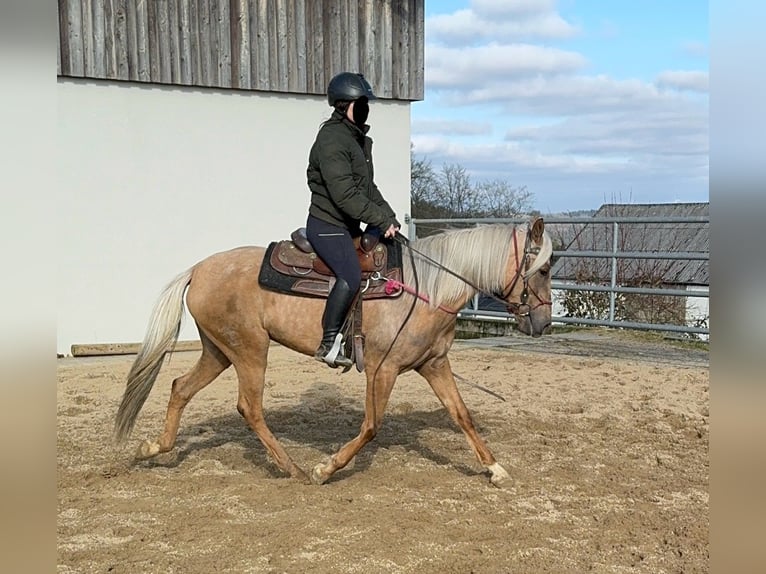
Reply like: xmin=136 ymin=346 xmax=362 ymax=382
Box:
xmin=234 ymin=343 xmax=311 ymax=483
xmin=417 ymin=355 xmax=511 ymax=488
xmin=137 ymin=331 xmax=231 ymax=459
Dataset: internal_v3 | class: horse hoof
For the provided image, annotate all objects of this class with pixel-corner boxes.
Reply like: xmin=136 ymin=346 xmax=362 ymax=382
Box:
xmin=291 ymin=466 xmax=312 ymax=485
xmin=488 ymin=462 xmax=512 ymax=489
xmin=311 ymin=463 xmax=330 ymax=485
xmin=136 ymin=440 xmax=161 ymax=459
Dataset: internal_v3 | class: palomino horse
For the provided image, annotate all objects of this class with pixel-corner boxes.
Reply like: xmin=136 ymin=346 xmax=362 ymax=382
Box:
xmin=114 ymin=218 xmax=553 ymax=487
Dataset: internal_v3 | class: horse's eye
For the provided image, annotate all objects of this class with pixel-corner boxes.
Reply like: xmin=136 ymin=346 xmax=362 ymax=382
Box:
xmin=539 ymin=268 xmax=549 ymax=277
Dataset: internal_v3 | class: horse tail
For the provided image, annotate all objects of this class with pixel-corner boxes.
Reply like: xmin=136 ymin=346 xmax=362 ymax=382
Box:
xmin=114 ymin=267 xmax=194 ymax=443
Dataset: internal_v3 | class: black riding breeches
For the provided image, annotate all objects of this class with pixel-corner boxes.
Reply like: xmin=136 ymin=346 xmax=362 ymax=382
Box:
xmin=305 ymin=215 xmax=362 ymax=289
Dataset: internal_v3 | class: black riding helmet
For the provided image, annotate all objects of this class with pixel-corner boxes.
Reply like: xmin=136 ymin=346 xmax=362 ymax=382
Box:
xmin=327 ymin=72 xmax=376 ymax=107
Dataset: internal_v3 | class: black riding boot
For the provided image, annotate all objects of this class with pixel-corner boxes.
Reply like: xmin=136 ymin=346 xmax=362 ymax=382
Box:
xmin=315 ymin=278 xmax=356 ymax=368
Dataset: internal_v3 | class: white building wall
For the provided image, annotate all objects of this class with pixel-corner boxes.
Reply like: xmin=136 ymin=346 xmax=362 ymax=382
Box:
xmin=57 ymin=78 xmax=412 ymax=355
xmin=686 ymin=286 xmax=710 ymax=340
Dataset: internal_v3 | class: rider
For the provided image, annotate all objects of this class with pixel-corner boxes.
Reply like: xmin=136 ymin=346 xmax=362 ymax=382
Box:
xmin=306 ymin=72 xmax=401 ymax=368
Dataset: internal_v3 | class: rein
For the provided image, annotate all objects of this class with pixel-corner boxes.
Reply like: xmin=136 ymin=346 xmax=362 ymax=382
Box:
xmin=383 ymin=278 xmax=460 ymax=314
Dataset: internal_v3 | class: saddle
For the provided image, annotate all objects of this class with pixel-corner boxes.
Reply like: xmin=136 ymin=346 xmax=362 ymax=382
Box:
xmin=258 ymin=228 xmax=404 ymax=373
xmin=263 ymin=228 xmax=403 ymax=299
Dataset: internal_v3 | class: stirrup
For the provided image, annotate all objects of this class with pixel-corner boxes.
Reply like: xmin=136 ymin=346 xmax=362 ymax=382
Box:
xmin=316 ymin=333 xmax=353 ymax=368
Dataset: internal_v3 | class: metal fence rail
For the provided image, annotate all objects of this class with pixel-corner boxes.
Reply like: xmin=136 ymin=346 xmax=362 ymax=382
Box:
xmin=409 ymin=215 xmax=710 ymax=338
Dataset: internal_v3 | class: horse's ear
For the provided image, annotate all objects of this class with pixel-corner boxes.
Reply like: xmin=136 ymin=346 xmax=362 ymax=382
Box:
xmin=530 ymin=216 xmax=545 ymax=244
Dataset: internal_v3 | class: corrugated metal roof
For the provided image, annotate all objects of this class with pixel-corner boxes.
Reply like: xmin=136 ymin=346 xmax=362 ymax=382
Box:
xmin=551 ymin=203 xmax=709 ymax=286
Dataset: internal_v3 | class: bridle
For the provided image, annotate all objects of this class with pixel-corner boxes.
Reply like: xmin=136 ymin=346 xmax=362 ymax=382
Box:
xmin=394 ymin=224 xmax=552 ymax=317
xmin=500 ymin=226 xmax=552 ymax=317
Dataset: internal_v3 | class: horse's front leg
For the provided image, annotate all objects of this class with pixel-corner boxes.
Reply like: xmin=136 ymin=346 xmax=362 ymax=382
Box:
xmin=311 ymin=367 xmax=398 ymax=485
xmin=417 ymin=355 xmax=511 ymax=488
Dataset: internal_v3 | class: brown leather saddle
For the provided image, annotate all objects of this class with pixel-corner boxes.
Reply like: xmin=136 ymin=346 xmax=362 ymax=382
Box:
xmin=258 ymin=228 xmax=404 ymax=373
xmin=264 ymin=228 xmax=403 ymax=300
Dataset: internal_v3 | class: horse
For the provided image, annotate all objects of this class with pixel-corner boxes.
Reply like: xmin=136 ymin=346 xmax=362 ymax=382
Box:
xmin=114 ymin=217 xmax=553 ymax=487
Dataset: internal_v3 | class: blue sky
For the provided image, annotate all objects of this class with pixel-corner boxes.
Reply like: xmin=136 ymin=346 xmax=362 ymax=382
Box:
xmin=410 ymin=0 xmax=709 ymax=213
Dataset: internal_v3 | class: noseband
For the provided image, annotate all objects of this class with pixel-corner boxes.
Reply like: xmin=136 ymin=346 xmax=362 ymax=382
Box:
xmin=500 ymin=227 xmax=552 ymax=317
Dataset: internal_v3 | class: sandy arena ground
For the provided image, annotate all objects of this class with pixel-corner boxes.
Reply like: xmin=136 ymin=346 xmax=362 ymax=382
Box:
xmin=57 ymin=332 xmax=709 ymax=573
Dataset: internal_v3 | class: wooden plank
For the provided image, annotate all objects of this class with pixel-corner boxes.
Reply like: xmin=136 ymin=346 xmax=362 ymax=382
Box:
xmin=230 ymin=0 xmax=251 ymax=89
xmin=216 ymin=0 xmax=232 ymax=87
xmin=188 ymin=0 xmax=201 ymax=85
xmin=311 ymin=0 xmax=324 ymax=93
xmin=303 ymin=0 xmax=313 ymax=92
xmin=294 ymin=0 xmax=306 ymax=91
xmin=239 ymin=0 xmax=253 ymax=90
xmin=58 ymin=0 xmax=69 ymax=75
xmin=229 ymin=0 xmax=240 ymax=87
xmin=110 ymin=0 xmax=130 ymax=80
xmin=57 ymin=2 xmax=62 ymax=74
xmin=371 ymin=0 xmax=382 ymax=94
xmin=82 ymin=0 xmax=94 ymax=75
xmin=103 ymin=0 xmax=115 ymax=76
xmin=124 ymin=0 xmax=138 ymax=80
xmin=229 ymin=0 xmax=243 ymax=88
xmin=168 ymin=0 xmax=181 ymax=82
xmin=276 ymin=0 xmax=288 ymax=91
xmin=71 ymin=340 xmax=203 ymax=357
xmin=207 ymin=0 xmax=220 ymax=85
xmin=198 ymin=0 xmax=212 ymax=85
xmin=338 ymin=0 xmax=346 ymax=71
xmin=391 ymin=0 xmax=409 ymax=99
xmin=324 ymin=0 xmax=341 ymax=81
xmin=345 ymin=0 xmax=358 ymax=73
xmin=157 ymin=0 xmax=171 ymax=82
xmin=179 ymin=0 xmax=193 ymax=84
xmin=285 ymin=0 xmax=297 ymax=90
xmin=256 ymin=0 xmax=271 ymax=90
xmin=266 ymin=0 xmax=277 ymax=88
xmin=136 ymin=0 xmax=150 ymax=81
xmin=410 ymin=0 xmax=424 ymax=99
xmin=67 ymin=0 xmax=85 ymax=75
xmin=92 ymin=0 xmax=106 ymax=77
xmin=272 ymin=0 xmax=288 ymax=92
xmin=361 ymin=0 xmax=378 ymax=88
xmin=247 ymin=0 xmax=259 ymax=89
xmin=147 ymin=0 xmax=160 ymax=81
xmin=379 ymin=0 xmax=391 ymax=97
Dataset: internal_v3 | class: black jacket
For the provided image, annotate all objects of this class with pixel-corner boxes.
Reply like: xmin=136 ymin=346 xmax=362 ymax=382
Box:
xmin=307 ymin=111 xmax=399 ymax=232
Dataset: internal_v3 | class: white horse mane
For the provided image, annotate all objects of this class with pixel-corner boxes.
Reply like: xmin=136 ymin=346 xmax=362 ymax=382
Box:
xmin=402 ymin=224 xmax=552 ymax=309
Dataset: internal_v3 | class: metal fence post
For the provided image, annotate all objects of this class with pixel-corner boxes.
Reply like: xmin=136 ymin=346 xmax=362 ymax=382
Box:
xmin=609 ymin=221 xmax=618 ymax=323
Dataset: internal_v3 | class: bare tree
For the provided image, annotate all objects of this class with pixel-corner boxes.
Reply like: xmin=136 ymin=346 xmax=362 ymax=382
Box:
xmin=409 ymin=150 xmax=536 ymax=232
xmin=410 ymin=144 xmax=436 ymax=210
xmin=474 ymin=180 xmax=533 ymax=217
xmin=437 ymin=163 xmax=477 ymax=217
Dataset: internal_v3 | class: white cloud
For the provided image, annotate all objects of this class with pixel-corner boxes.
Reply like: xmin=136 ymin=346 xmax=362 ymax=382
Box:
xmin=503 ymin=109 xmax=708 ymax=174
xmin=426 ymin=43 xmax=586 ymax=89
xmin=656 ymin=70 xmax=709 ymax=93
xmin=437 ymin=73 xmax=707 ymax=119
xmin=411 ymin=119 xmax=492 ymax=136
xmin=428 ymin=0 xmax=579 ymax=45
xmin=412 ymin=135 xmax=630 ymax=175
